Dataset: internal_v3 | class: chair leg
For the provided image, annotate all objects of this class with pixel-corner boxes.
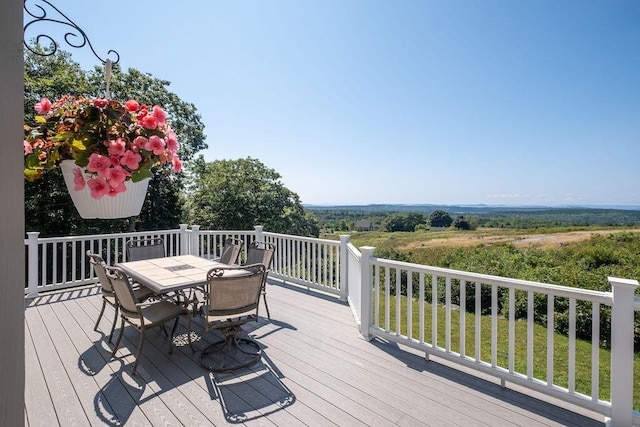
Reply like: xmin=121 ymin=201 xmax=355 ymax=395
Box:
xmin=131 ymin=330 xmax=145 ymax=376
xmin=111 ymin=317 xmax=125 ymax=358
xmin=186 ymin=315 xmax=194 ymax=353
xmin=108 ymin=305 xmax=119 ymax=343
xmin=262 ymin=292 xmax=271 ymax=319
xmin=168 ymin=317 xmax=180 ymax=354
xmin=94 ymin=299 xmax=107 ymax=331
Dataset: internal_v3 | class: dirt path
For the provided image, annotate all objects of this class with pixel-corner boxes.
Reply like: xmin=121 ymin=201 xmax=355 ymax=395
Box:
xmin=404 ymin=229 xmax=640 ymax=250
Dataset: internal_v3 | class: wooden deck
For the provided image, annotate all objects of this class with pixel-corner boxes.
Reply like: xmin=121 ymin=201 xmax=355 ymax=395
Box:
xmin=25 ymin=280 xmax=607 ymax=426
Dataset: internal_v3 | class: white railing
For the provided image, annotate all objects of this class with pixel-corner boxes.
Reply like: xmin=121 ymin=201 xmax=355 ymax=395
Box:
xmin=357 ymin=247 xmax=639 ymax=427
xmin=24 ymin=225 xmax=350 ymax=299
xmin=23 ymin=228 xmax=639 ymax=425
xmin=24 ymin=226 xmax=190 ymax=296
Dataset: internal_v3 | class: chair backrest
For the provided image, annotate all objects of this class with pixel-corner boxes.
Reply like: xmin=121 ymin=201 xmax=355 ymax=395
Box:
xmin=126 ymin=237 xmax=165 ymax=261
xmin=205 ymin=264 xmax=266 ymax=321
xmin=86 ymin=250 xmax=114 ymax=293
xmin=245 ymin=241 xmax=275 ymax=270
xmin=218 ymin=238 xmax=243 ymax=265
xmin=107 ymin=267 xmax=141 ymax=318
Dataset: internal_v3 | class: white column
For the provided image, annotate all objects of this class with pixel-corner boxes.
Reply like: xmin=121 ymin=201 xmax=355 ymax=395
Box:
xmin=26 ymin=232 xmax=40 ymax=298
xmin=608 ymin=276 xmax=639 ymax=427
xmin=338 ymin=235 xmax=350 ymax=302
xmin=359 ymin=246 xmax=375 ymax=340
xmin=178 ymin=224 xmax=188 ymax=255
xmin=253 ymin=225 xmax=264 ymax=243
xmin=190 ymin=225 xmax=200 ymax=256
xmin=0 ymin=0 xmax=25 ymax=424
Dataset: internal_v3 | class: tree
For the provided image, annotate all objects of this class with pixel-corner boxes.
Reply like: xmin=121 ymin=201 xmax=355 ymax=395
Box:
xmin=185 ymin=158 xmax=320 ymax=237
xmin=383 ymin=212 xmax=425 ymax=232
xmin=429 ymin=209 xmax=453 ymax=228
xmin=453 ymin=215 xmax=471 ymax=230
xmin=24 ymin=48 xmax=206 ymax=236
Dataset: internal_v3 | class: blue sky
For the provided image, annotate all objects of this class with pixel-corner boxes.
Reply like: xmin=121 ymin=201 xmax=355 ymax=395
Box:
xmin=24 ymin=0 xmax=640 ymax=206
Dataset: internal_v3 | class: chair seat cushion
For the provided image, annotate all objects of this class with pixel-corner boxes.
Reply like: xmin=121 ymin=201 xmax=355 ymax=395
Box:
xmin=131 ymin=301 xmax=187 ymax=328
xmin=133 ymin=285 xmax=155 ymax=302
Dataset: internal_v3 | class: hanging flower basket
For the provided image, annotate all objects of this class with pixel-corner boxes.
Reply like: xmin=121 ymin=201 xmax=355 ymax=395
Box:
xmin=60 ymin=160 xmax=150 ymax=219
xmin=24 ymin=96 xmax=182 ymax=219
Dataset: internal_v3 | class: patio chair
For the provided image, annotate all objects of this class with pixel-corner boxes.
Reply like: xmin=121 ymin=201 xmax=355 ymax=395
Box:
xmin=243 ymin=241 xmax=276 ymax=319
xmin=213 ymin=237 xmax=243 ymax=265
xmin=108 ymin=266 xmax=193 ymax=375
xmin=199 ymin=264 xmax=266 ymax=372
xmin=126 ymin=237 xmax=165 ymax=261
xmin=87 ymin=250 xmax=155 ymax=343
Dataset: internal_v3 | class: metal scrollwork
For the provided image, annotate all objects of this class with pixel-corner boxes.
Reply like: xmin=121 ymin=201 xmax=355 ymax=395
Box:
xmin=23 ymin=0 xmax=120 ymax=64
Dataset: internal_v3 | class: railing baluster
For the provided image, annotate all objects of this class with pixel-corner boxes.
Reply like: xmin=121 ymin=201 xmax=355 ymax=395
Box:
xmin=527 ymin=290 xmax=534 ymax=379
xmin=433 ymin=275 xmax=439 ymax=349
xmin=547 ymin=294 xmax=554 ymax=386
xmin=420 ymin=272 xmax=425 ymax=345
xmin=508 ymin=287 xmax=515 ymax=373
xmin=446 ymin=277 xmax=451 ymax=352
xmin=491 ymin=284 xmax=497 ymax=368
xmin=474 ymin=282 xmax=481 ymax=362
xmin=460 ymin=279 xmax=466 ymax=357
xmin=591 ymin=302 xmax=600 ymax=401
xmin=568 ymin=298 xmax=576 ymax=393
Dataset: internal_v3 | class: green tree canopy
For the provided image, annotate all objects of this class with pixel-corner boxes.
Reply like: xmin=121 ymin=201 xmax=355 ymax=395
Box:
xmin=453 ymin=215 xmax=471 ymax=230
xmin=24 ymin=48 xmax=206 ymax=236
xmin=185 ymin=158 xmax=319 ymax=237
xmin=383 ymin=212 xmax=426 ymax=232
xmin=429 ymin=209 xmax=453 ymax=228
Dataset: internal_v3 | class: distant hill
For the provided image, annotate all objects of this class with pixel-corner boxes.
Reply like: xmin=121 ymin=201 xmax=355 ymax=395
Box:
xmin=304 ymin=204 xmax=640 ymax=226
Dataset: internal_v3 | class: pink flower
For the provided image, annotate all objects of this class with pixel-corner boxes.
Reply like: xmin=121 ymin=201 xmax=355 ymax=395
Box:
xmin=125 ymin=99 xmax=139 ymax=112
xmin=108 ymin=138 xmax=126 ymax=156
xmin=172 ymin=156 xmax=182 ymax=173
xmin=144 ymin=135 xmax=165 ymax=155
xmin=166 ymin=131 xmax=179 ymax=153
xmin=140 ymin=114 xmax=157 ymax=129
xmin=87 ymin=176 xmax=110 ymax=199
xmin=93 ymin=98 xmax=108 ymax=108
xmin=132 ymin=136 xmax=147 ymax=152
xmin=72 ymin=168 xmax=86 ymax=191
xmin=105 ymin=165 xmax=130 ymax=185
xmin=86 ymin=153 xmax=112 ymax=176
xmin=23 ymin=140 xmax=33 ymax=155
xmin=152 ymin=105 xmax=167 ymax=124
xmin=107 ymin=181 xmax=127 ymax=197
xmin=34 ymin=98 xmax=52 ymax=114
xmin=120 ymin=150 xmax=142 ymax=170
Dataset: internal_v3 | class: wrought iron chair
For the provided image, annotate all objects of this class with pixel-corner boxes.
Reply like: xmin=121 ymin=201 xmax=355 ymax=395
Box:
xmin=87 ymin=250 xmax=155 ymax=343
xmin=243 ymin=241 xmax=276 ymax=319
xmin=108 ymin=266 xmax=193 ymax=375
xmin=214 ymin=237 xmax=243 ymax=265
xmin=126 ymin=237 xmax=165 ymax=261
xmin=199 ymin=264 xmax=266 ymax=372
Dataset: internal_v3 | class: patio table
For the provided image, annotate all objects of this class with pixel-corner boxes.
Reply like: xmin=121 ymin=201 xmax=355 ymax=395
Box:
xmin=115 ymin=254 xmax=247 ymax=295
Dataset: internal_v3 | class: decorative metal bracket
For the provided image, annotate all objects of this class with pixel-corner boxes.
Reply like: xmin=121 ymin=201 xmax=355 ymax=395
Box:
xmin=23 ymin=0 xmax=120 ymax=64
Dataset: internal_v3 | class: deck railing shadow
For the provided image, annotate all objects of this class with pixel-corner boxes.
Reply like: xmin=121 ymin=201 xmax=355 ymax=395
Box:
xmin=368 ymin=336 xmax=605 ymax=426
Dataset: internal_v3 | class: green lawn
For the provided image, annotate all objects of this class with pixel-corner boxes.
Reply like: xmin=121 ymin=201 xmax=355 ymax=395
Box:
xmin=377 ymin=294 xmax=640 ymax=411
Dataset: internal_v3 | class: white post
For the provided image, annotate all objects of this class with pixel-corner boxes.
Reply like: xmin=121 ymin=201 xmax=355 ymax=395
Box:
xmin=179 ymin=224 xmax=188 ymax=255
xmin=339 ymin=235 xmax=350 ymax=302
xmin=608 ymin=276 xmax=638 ymax=427
xmin=26 ymin=232 xmax=40 ymax=298
xmin=190 ymin=225 xmax=200 ymax=256
xmin=359 ymin=246 xmax=375 ymax=340
xmin=254 ymin=225 xmax=264 ymax=243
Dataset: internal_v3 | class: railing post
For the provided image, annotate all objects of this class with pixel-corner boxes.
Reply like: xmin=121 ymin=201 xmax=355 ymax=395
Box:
xmin=359 ymin=246 xmax=375 ymax=340
xmin=608 ymin=276 xmax=639 ymax=427
xmin=339 ymin=235 xmax=350 ymax=302
xmin=254 ymin=225 xmax=264 ymax=243
xmin=179 ymin=224 xmax=188 ymax=255
xmin=26 ymin=232 xmax=40 ymax=298
xmin=190 ymin=225 xmax=200 ymax=256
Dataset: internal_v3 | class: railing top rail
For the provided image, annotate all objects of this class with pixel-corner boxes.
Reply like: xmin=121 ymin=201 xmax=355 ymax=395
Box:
xmin=371 ymin=256 xmax=613 ymax=304
xmin=195 ymin=229 xmax=256 ymax=234
xmin=25 ymin=228 xmax=184 ymax=243
xmin=263 ymin=232 xmax=340 ymax=245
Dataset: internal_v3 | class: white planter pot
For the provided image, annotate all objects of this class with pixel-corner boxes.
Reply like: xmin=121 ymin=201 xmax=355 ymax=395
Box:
xmin=60 ymin=160 xmax=150 ymax=219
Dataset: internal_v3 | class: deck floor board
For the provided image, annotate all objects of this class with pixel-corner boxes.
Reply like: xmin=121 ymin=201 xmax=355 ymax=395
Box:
xmin=24 ymin=280 xmax=606 ymax=426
